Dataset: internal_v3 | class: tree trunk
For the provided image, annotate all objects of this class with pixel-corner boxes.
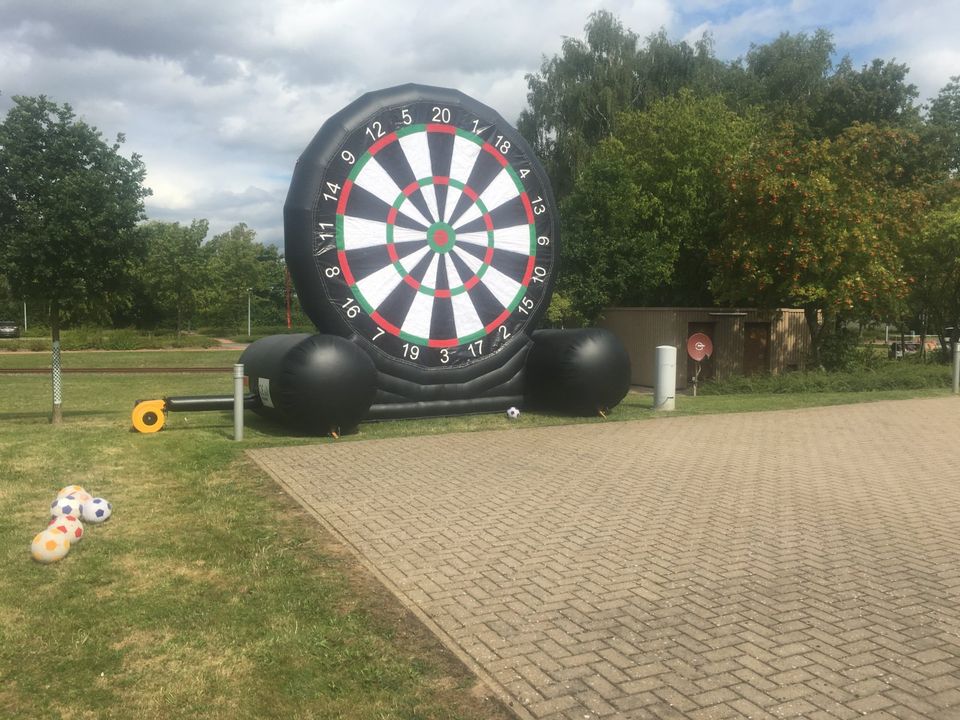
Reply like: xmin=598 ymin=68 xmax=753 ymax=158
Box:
xmin=50 ymin=302 xmax=63 ymax=424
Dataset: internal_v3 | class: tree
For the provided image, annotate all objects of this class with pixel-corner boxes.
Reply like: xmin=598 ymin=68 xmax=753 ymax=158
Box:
xmin=903 ymin=199 xmax=960 ymax=353
xmin=558 ymin=137 xmax=665 ymax=323
xmin=634 ymin=30 xmax=729 ymax=111
xmin=517 ymin=10 xmax=642 ymax=199
xmin=926 ymin=76 xmax=960 ymax=176
xmin=0 ymin=96 xmax=149 ymax=422
xmin=813 ymin=58 xmax=919 ymax=137
xmin=138 ymin=219 xmax=209 ymax=333
xmin=517 ymin=13 xmax=732 ymax=201
xmin=739 ymin=29 xmax=835 ymax=131
xmin=199 ymin=223 xmax=285 ymax=331
xmin=711 ymin=123 xmax=928 ymax=365
xmin=558 ymin=91 xmax=759 ymax=321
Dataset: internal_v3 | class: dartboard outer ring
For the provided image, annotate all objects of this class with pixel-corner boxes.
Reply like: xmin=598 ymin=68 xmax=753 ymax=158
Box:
xmin=285 ymin=84 xmax=559 ymax=392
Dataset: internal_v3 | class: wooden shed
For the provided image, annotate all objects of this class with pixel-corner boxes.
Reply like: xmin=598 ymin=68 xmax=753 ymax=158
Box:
xmin=599 ymin=307 xmax=811 ymax=389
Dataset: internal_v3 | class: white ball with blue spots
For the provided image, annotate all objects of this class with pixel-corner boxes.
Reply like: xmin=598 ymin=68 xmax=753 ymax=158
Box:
xmin=81 ymin=497 xmax=113 ymax=524
xmin=50 ymin=495 xmax=84 ymax=518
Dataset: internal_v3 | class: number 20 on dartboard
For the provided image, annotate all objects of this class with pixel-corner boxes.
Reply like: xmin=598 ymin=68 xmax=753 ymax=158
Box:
xmin=307 ymin=98 xmax=556 ymax=369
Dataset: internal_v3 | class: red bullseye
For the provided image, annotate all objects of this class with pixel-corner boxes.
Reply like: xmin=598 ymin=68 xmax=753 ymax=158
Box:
xmin=434 ymin=229 xmax=449 ymax=246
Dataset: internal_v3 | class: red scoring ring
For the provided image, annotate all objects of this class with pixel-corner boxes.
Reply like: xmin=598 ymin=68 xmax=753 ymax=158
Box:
xmin=331 ymin=121 xmax=545 ymax=349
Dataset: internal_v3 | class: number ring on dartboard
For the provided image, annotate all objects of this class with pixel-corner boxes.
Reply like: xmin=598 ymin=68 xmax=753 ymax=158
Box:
xmin=335 ymin=125 xmax=537 ymax=348
xmin=337 ymin=150 xmax=536 ymax=347
xmin=284 ymin=83 xmax=559 ymax=373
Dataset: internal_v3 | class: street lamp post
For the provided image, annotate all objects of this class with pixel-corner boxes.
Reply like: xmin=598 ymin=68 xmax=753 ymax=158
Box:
xmin=247 ymin=288 xmax=252 ymax=338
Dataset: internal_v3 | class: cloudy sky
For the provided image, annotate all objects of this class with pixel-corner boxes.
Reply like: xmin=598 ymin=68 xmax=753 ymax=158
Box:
xmin=2 ymin=0 xmax=957 ymax=248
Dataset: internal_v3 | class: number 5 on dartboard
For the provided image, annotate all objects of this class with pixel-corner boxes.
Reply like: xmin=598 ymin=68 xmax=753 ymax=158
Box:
xmin=285 ymin=84 xmax=559 ymax=375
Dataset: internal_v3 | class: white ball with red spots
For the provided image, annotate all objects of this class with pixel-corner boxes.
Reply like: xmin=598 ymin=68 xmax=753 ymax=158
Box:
xmin=48 ymin=514 xmax=84 ymax=543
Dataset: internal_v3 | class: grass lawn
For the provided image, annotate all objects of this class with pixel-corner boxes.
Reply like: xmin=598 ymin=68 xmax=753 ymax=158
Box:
xmin=0 ymin=350 xmax=953 ymax=719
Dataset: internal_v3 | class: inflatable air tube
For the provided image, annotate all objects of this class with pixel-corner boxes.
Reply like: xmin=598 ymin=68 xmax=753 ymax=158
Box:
xmin=240 ymin=334 xmax=377 ymax=434
xmin=525 ymin=328 xmax=631 ymax=415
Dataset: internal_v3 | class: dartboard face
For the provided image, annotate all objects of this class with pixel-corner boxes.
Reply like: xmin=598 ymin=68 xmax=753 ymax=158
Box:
xmin=286 ymin=85 xmax=558 ymax=372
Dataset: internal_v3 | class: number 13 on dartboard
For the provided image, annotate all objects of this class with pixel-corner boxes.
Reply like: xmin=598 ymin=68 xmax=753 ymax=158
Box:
xmin=289 ymin=85 xmax=558 ymax=375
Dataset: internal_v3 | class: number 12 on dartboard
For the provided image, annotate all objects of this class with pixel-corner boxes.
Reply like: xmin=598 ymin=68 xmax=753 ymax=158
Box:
xmin=305 ymin=95 xmax=556 ymax=369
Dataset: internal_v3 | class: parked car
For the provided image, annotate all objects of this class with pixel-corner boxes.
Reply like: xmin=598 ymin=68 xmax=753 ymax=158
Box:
xmin=0 ymin=320 xmax=20 ymax=338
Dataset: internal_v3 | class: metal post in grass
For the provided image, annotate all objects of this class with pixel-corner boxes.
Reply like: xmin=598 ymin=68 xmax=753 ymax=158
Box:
xmin=654 ymin=345 xmax=677 ymax=411
xmin=51 ymin=339 xmax=63 ymax=421
xmin=234 ymin=363 xmax=245 ymax=441
xmin=247 ymin=288 xmax=252 ymax=338
xmin=953 ymin=342 xmax=959 ymax=395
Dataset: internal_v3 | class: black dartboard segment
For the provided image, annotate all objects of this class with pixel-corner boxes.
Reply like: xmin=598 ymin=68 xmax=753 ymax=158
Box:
xmin=285 ymin=85 xmax=558 ymax=373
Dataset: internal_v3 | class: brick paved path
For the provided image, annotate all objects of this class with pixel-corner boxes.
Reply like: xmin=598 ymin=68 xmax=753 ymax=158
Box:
xmin=249 ymin=397 xmax=960 ymax=719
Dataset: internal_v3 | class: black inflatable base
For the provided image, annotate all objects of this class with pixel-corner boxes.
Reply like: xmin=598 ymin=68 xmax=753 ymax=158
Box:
xmin=240 ymin=334 xmax=377 ymax=435
xmin=365 ymin=395 xmax=523 ymax=421
xmin=525 ymin=328 xmax=631 ymax=415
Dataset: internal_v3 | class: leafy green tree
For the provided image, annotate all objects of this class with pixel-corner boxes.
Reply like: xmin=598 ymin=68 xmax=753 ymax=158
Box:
xmin=558 ymin=136 xmax=665 ymax=323
xmin=518 ymin=10 xmax=642 ymax=199
xmin=926 ymin=76 xmax=960 ymax=175
xmin=0 ymin=273 xmax=18 ymax=320
xmin=138 ymin=219 xmax=209 ymax=333
xmin=199 ymin=223 xmax=285 ymax=332
xmin=738 ymin=29 xmax=835 ymax=130
xmin=635 ymin=30 xmax=729 ymax=110
xmin=813 ymin=58 xmax=919 ymax=137
xmin=711 ymin=123 xmax=928 ymax=365
xmin=518 ymin=13 xmax=730 ymax=200
xmin=0 ymin=95 xmax=149 ymax=422
xmin=558 ymin=92 xmax=759 ymax=322
xmin=903 ymin=199 xmax=960 ymax=352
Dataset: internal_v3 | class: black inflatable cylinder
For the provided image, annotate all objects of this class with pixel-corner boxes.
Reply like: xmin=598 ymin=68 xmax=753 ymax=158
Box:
xmin=240 ymin=334 xmax=377 ymax=434
xmin=525 ymin=328 xmax=631 ymax=415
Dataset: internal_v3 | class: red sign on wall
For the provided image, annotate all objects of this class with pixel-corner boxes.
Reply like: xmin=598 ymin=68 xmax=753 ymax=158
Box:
xmin=687 ymin=333 xmax=713 ymax=362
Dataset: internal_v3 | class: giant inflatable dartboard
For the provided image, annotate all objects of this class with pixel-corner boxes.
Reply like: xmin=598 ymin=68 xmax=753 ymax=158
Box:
xmin=285 ymin=84 xmax=559 ymax=416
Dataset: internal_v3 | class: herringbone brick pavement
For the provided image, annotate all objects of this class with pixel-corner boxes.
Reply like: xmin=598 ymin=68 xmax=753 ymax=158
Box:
xmin=249 ymin=397 xmax=960 ymax=720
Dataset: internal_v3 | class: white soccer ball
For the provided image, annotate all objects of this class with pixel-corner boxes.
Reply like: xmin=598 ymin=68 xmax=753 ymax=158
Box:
xmin=57 ymin=485 xmax=93 ymax=503
xmin=81 ymin=497 xmax=112 ymax=524
xmin=506 ymin=406 xmax=521 ymax=420
xmin=50 ymin=495 xmax=84 ymax=518
xmin=31 ymin=528 xmax=71 ymax=563
xmin=48 ymin=514 xmax=84 ymax=544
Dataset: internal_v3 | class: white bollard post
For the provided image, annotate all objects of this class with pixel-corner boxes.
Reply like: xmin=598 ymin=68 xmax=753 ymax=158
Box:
xmin=654 ymin=345 xmax=677 ymax=411
xmin=234 ymin=363 xmax=245 ymax=441
xmin=953 ymin=342 xmax=959 ymax=395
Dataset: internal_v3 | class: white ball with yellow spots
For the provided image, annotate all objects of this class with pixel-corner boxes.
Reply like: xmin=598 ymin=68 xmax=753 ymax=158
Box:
xmin=31 ymin=528 xmax=71 ymax=563
xmin=57 ymin=485 xmax=93 ymax=504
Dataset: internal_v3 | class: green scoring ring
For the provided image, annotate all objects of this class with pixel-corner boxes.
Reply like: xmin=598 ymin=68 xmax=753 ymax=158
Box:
xmin=330 ymin=120 xmax=543 ymax=348
xmin=426 ymin=222 xmax=456 ymax=254
xmin=383 ymin=178 xmax=495 ymax=298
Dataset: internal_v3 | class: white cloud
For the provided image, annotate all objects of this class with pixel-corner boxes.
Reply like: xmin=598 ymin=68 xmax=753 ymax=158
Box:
xmin=1 ymin=0 xmax=957 ymax=249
